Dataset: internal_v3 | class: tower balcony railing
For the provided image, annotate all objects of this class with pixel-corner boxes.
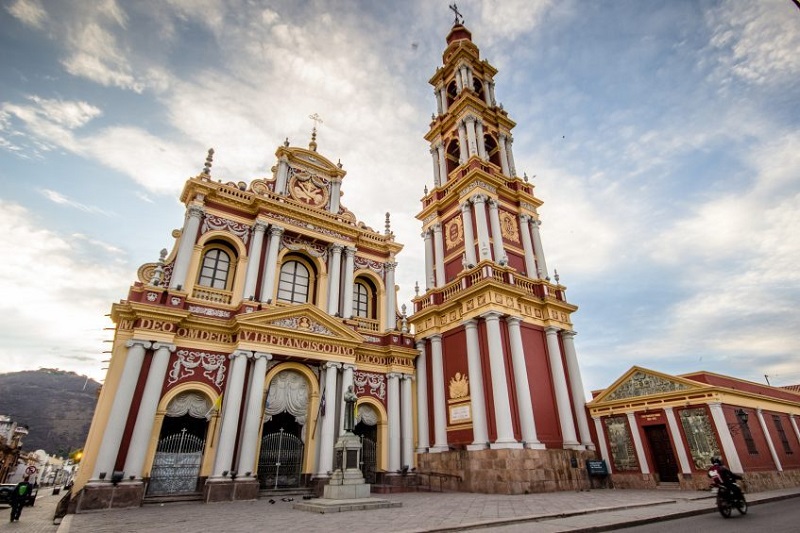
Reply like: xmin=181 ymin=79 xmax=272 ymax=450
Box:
xmin=351 ymin=317 xmax=380 ymax=332
xmin=413 ymin=262 xmax=566 ymax=313
xmin=191 ymin=286 xmax=234 ymax=305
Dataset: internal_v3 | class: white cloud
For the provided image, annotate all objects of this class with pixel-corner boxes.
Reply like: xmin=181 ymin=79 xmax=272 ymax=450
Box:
xmin=39 ymin=189 xmax=114 ymax=217
xmin=6 ymin=0 xmax=47 ymax=28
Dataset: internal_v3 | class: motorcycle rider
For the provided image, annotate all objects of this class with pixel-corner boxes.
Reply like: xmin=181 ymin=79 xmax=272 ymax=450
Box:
xmin=710 ymin=457 xmax=743 ymax=500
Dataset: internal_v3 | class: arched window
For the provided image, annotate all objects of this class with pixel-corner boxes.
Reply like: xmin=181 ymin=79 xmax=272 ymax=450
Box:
xmin=445 ymin=138 xmax=460 ymax=176
xmin=352 ymin=278 xmax=376 ymax=319
xmin=198 ymin=247 xmax=232 ymax=289
xmin=277 ymin=257 xmax=315 ymax=304
xmin=485 ymin=135 xmax=501 ymax=169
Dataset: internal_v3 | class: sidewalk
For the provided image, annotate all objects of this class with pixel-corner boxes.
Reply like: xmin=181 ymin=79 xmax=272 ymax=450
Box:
xmin=15 ymin=485 xmax=800 ymax=533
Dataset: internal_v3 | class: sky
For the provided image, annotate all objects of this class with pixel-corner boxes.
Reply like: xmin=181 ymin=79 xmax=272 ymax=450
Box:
xmin=1 ymin=0 xmax=798 ymax=395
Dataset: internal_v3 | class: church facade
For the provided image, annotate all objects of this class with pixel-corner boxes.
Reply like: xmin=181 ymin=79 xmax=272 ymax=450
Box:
xmin=408 ymin=23 xmax=597 ymax=494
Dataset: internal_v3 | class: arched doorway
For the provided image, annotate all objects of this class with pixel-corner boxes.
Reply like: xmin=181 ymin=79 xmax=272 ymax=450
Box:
xmin=147 ymin=392 xmax=210 ymax=495
xmin=257 ymin=370 xmax=309 ymax=489
xmin=354 ymin=403 xmax=379 ymax=483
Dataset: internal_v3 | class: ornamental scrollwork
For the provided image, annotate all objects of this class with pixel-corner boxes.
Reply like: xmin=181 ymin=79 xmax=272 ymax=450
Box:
xmin=605 ymin=371 xmax=691 ymax=401
xmin=168 ymin=350 xmax=227 ymax=390
xmin=201 ymin=214 xmax=250 ymax=244
xmin=353 ymin=371 xmax=386 ymax=400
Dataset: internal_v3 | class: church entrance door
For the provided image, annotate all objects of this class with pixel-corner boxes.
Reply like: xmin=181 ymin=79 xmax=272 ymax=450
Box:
xmin=148 ymin=415 xmax=207 ymax=495
xmin=354 ymin=422 xmax=377 ymax=483
xmin=644 ymin=424 xmax=679 ymax=483
xmin=257 ymin=412 xmax=304 ymax=489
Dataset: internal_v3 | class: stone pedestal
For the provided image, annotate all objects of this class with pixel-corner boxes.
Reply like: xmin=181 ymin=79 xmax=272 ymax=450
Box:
xmin=74 ymin=481 xmax=144 ymax=511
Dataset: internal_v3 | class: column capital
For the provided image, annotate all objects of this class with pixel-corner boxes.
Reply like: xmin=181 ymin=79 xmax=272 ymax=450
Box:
xmin=429 ymin=333 xmax=442 ymax=343
xmin=415 ymin=340 xmax=426 ymax=351
xmin=344 ymin=245 xmax=357 ymax=256
xmin=152 ymin=342 xmax=176 ymax=352
xmin=591 ymin=415 xmax=601 ymax=421
xmin=498 ymin=132 xmax=508 ymax=141
xmin=341 ymin=363 xmax=357 ymax=371
xmin=518 ymin=213 xmax=530 ymax=222
xmin=422 ymin=229 xmax=432 ymax=240
xmin=401 ymin=373 xmax=415 ymax=381
xmin=253 ymin=220 xmax=268 ymax=232
xmin=324 ymin=361 xmax=342 ymax=370
xmin=268 ymin=225 xmax=285 ymax=237
xmin=561 ymin=330 xmax=577 ymax=339
xmin=386 ymin=372 xmax=402 ymax=380
xmin=329 ymin=242 xmax=344 ymax=253
xmin=480 ymin=310 xmax=503 ymax=321
xmin=231 ymin=349 xmax=252 ymax=360
xmin=461 ymin=202 xmax=472 ymax=212
xmin=462 ymin=318 xmax=478 ymax=329
xmin=504 ymin=316 xmax=522 ymax=327
xmin=471 ymin=193 xmax=487 ymax=204
xmin=126 ymin=339 xmax=152 ymax=350
xmin=253 ymin=352 xmax=273 ymax=361
xmin=544 ymin=326 xmax=561 ymax=335
xmin=432 ymin=223 xmax=442 ymax=233
xmin=384 ymin=261 xmax=397 ymax=271
xmin=187 ymin=205 xmax=205 ymax=219
xmin=464 ymin=114 xmax=477 ymax=123
xmin=487 ymin=197 xmax=499 ymax=209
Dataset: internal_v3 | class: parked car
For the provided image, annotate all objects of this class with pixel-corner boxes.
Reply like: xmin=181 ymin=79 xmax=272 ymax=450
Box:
xmin=0 ymin=483 xmax=38 ymax=507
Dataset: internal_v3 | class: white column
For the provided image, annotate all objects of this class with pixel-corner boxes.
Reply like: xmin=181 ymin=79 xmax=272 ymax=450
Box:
xmin=483 ymin=79 xmax=492 ymax=106
xmin=544 ymin=327 xmax=580 ymax=447
xmin=708 ymin=402 xmax=743 ymax=473
xmin=476 ymin=120 xmax=486 ymax=160
xmin=593 ymin=416 xmax=612 ymax=471
xmin=455 ymin=67 xmax=463 ymax=92
xmin=317 ymin=362 xmax=341 ymax=476
xmin=169 ymin=205 xmax=203 ymax=290
xmin=626 ymin=412 xmax=650 ymax=475
xmin=259 ymin=225 xmax=284 ymax=302
xmin=561 ymin=331 xmax=593 ymax=448
xmin=429 ymin=335 xmax=449 ymax=452
xmin=457 ymin=121 xmax=468 ymax=164
xmin=757 ymin=408 xmax=783 ymax=471
xmin=437 ymin=143 xmax=448 ymax=185
xmin=506 ymin=317 xmax=544 ymax=449
xmin=242 ymin=221 xmax=267 ymax=300
xmin=487 ymin=198 xmax=507 ymax=264
xmin=387 ymin=372 xmax=401 ymax=472
xmin=329 ymin=178 xmax=342 ymax=214
xmin=790 ymin=415 xmax=800 ymax=446
xmin=92 ymin=339 xmax=151 ymax=480
xmin=440 ymin=88 xmax=448 ymax=114
xmin=384 ymin=261 xmax=397 ymax=330
xmin=489 ymin=81 xmax=497 ymax=106
xmin=338 ymin=364 xmax=356 ymax=435
xmin=401 ymin=374 xmax=414 ymax=468
xmin=341 ymin=247 xmax=356 ymax=319
xmin=483 ymin=312 xmax=521 ymax=448
xmin=498 ymin=133 xmax=510 ymax=176
xmin=431 ymin=147 xmax=441 ymax=187
xmin=236 ymin=352 xmax=271 ymax=478
xmin=423 ymin=230 xmax=435 ymax=290
xmin=471 ymin=195 xmax=492 ymax=262
xmin=466 ymin=66 xmax=474 ymax=92
xmin=432 ymin=224 xmax=446 ymax=286
xmin=465 ymin=116 xmax=477 ymax=157
xmin=123 ymin=342 xmax=175 ymax=479
xmin=519 ymin=214 xmax=537 ymax=278
xmin=463 ymin=320 xmax=489 ymax=450
xmin=461 ymin=203 xmax=477 ymax=268
xmin=275 ymin=156 xmax=290 ymax=194
xmin=434 ymin=88 xmax=443 ymax=115
xmin=506 ymin=135 xmax=517 ymax=176
xmin=212 ymin=349 xmax=250 ymax=478
xmin=530 ymin=219 xmax=549 ymax=280
xmin=664 ymin=407 xmax=692 ymax=475
xmin=415 ymin=341 xmax=430 ymax=453
xmin=327 ymin=243 xmax=343 ymax=315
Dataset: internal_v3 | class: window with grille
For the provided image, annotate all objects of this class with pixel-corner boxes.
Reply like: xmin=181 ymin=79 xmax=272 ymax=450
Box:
xmin=773 ymin=414 xmax=793 ymax=454
xmin=198 ymin=248 xmax=231 ymax=289
xmin=353 ymin=281 xmax=370 ymax=318
xmin=740 ymin=418 xmax=758 ymax=455
xmin=277 ymin=260 xmax=311 ymax=304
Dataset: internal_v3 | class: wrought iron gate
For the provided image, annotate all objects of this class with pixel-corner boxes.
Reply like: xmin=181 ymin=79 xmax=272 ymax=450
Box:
xmin=360 ymin=436 xmax=377 ymax=484
xmin=148 ymin=428 xmax=205 ymax=495
xmin=257 ymin=428 xmax=304 ymax=489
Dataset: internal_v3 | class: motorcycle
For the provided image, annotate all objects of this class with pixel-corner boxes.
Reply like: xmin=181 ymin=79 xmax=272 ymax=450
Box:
xmin=708 ymin=465 xmax=747 ymax=518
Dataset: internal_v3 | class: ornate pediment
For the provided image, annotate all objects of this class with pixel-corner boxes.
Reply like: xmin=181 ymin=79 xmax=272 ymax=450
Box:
xmin=599 ymin=368 xmax=701 ymax=402
xmin=234 ymin=304 xmax=363 ymax=344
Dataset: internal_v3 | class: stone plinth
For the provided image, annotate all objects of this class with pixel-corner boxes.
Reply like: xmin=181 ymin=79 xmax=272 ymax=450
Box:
xmin=293 ymin=497 xmax=402 ymax=514
xmin=74 ymin=481 xmax=144 ymax=511
xmin=203 ymin=479 xmax=234 ymax=503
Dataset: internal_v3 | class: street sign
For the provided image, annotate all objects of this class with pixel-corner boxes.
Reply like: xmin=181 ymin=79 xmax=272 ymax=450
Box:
xmin=25 ymin=465 xmax=37 ymax=475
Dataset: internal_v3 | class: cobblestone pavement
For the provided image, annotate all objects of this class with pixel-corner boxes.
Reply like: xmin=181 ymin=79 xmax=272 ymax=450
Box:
xmin=20 ymin=486 xmax=800 ymax=533
xmin=0 ymin=489 xmax=61 ymax=533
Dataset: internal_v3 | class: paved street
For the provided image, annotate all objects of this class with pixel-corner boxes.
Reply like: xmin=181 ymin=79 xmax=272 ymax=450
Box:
xmin=3 ymin=486 xmax=800 ymax=533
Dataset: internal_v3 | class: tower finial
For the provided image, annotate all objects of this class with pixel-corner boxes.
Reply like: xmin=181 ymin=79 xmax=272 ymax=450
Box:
xmin=385 ymin=212 xmax=392 ymax=235
xmin=201 ymin=148 xmax=214 ymax=177
xmin=308 ymin=113 xmax=323 ymax=152
xmin=449 ymin=3 xmax=464 ymax=25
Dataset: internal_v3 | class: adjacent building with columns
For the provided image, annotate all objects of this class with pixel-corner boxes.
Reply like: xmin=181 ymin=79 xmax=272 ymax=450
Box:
xmin=410 ymin=22 xmax=596 ymax=495
xmin=72 ymin=135 xmax=417 ymax=510
xmin=588 ymin=366 xmax=800 ymax=492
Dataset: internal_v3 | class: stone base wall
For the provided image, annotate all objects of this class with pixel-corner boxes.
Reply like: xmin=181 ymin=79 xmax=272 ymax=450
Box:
xmin=73 ymin=482 xmax=144 ymax=512
xmin=417 ymin=448 xmax=598 ymax=494
xmin=609 ymin=468 xmax=800 ymax=493
xmin=741 ymin=469 xmax=800 ymax=493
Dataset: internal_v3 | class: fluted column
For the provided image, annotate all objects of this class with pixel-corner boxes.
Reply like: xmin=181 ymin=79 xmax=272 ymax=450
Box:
xmin=401 ymin=374 xmax=414 ymax=468
xmin=561 ymin=331 xmax=593 ymax=448
xmin=384 ymin=261 xmax=397 ymax=330
xmin=483 ymin=312 xmax=521 ymax=448
xmin=457 ymin=121 xmax=467 ymax=164
xmin=437 ymin=143 xmax=447 ymax=185
xmin=592 ymin=416 xmax=612 ymax=470
xmin=757 ymin=408 xmax=783 ymax=471
xmin=423 ymin=230 xmax=435 ymax=290
xmin=387 ymin=372 xmax=401 ymax=472
xmin=169 ymin=205 xmax=204 ymax=290
xmin=212 ymin=349 xmax=251 ymax=478
xmin=465 ymin=116 xmax=477 ymax=157
xmin=626 ymin=412 xmax=650 ymax=474
xmin=708 ymin=402 xmax=743 ymax=473
xmin=487 ymin=198 xmax=507 ymax=264
xmin=242 ymin=221 xmax=267 ymax=300
xmin=124 ymin=342 xmax=176 ymax=479
xmin=415 ymin=341 xmax=430 ymax=452
xmin=260 ymin=225 xmax=284 ymax=302
xmin=463 ymin=320 xmax=489 ymax=450
xmin=498 ymin=133 xmax=510 ymax=176
xmin=461 ymin=203 xmax=477 ymax=267
xmin=471 ymin=195 xmax=492 ymax=262
xmin=237 ymin=352 xmax=272 ymax=478
xmin=432 ymin=224 xmax=446 ymax=287
xmin=327 ymin=243 xmax=343 ymax=315
xmin=476 ymin=120 xmax=486 ymax=160
xmin=544 ymin=327 xmax=580 ymax=447
xmin=506 ymin=318 xmax=544 ymax=449
xmin=338 ymin=364 xmax=356 ymax=435
xmin=92 ymin=339 xmax=151 ymax=480
xmin=530 ymin=219 xmax=549 ymax=279
xmin=664 ymin=407 xmax=692 ymax=475
xmin=341 ymin=247 xmax=356 ymax=318
xmin=429 ymin=335 xmax=448 ymax=452
xmin=519 ymin=214 xmax=537 ymax=278
xmin=317 ymin=362 xmax=341 ymax=476
xmin=431 ymin=147 xmax=441 ymax=187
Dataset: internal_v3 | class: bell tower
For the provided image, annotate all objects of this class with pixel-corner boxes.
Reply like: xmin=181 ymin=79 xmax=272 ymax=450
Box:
xmin=411 ymin=14 xmax=596 ymax=493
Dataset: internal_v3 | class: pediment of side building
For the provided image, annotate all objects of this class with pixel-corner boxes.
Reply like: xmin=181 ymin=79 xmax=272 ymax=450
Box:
xmin=589 ymin=366 xmax=709 ymax=405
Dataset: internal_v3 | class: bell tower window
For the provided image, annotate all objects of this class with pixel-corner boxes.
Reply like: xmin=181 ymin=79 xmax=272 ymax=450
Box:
xmin=445 ymin=138 xmax=461 ymax=176
xmin=198 ymin=247 xmax=232 ymax=290
xmin=277 ymin=256 xmax=316 ymax=304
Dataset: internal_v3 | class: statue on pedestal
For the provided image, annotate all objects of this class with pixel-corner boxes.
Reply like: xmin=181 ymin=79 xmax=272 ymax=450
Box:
xmin=344 ymin=385 xmax=357 ymax=433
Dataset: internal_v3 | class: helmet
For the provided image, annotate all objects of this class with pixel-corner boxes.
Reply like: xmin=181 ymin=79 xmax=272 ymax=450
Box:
xmin=711 ymin=457 xmax=722 ymax=466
